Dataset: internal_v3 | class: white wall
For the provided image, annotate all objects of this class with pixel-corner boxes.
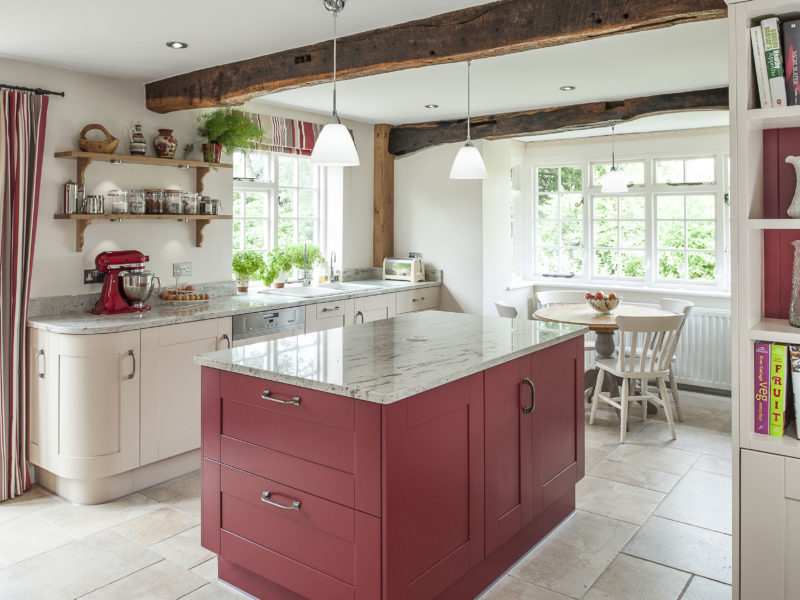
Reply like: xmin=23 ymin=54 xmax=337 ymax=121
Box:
xmin=394 ymin=141 xmax=483 ymax=314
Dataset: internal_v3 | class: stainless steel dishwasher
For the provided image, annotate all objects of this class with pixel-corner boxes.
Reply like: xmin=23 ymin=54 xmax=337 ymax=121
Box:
xmin=231 ymin=307 xmax=305 ymax=346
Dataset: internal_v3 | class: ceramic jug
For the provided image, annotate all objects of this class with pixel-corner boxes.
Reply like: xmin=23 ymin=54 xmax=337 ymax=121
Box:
xmin=153 ymin=128 xmax=177 ymax=159
xmin=129 ymin=122 xmax=147 ymax=156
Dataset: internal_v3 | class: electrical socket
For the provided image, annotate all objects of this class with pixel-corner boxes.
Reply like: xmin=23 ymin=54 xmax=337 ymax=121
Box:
xmin=173 ymin=262 xmax=192 ymax=278
xmin=84 ymin=269 xmax=105 ymax=284
xmin=409 ymin=252 xmax=423 ymax=259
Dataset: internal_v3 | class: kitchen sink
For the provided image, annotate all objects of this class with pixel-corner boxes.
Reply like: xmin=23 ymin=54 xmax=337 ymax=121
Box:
xmin=258 ymin=286 xmax=343 ymax=298
xmin=320 ymin=282 xmax=380 ymax=291
xmin=351 ymin=280 xmax=417 ymax=288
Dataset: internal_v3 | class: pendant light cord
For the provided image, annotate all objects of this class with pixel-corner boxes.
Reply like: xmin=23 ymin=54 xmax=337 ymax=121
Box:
xmin=333 ymin=10 xmax=338 ymax=117
xmin=466 ymin=60 xmax=472 ymax=142
xmin=611 ymin=125 xmax=616 ymax=170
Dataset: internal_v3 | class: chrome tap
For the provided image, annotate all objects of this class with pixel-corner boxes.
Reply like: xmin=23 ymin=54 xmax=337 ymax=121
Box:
xmin=301 ymin=243 xmax=311 ymax=286
xmin=330 ymin=251 xmax=336 ymax=282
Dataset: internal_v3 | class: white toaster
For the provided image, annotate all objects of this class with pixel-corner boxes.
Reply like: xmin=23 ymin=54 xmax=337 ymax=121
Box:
xmin=382 ymin=257 xmax=425 ymax=283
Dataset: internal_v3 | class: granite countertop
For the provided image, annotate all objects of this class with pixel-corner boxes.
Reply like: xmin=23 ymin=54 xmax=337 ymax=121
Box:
xmin=194 ymin=311 xmax=588 ymax=405
xmin=28 ymin=280 xmax=441 ymax=334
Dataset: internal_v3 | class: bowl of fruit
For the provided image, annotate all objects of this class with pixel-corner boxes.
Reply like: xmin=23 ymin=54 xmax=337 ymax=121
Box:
xmin=585 ymin=291 xmax=621 ymax=314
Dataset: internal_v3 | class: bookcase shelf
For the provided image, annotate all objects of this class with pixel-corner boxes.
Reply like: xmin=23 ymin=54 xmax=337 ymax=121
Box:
xmin=745 ymin=424 xmax=800 ymax=459
xmin=750 ymin=318 xmax=800 ymax=342
xmin=748 ymin=218 xmax=800 ymax=229
xmin=747 ymin=106 xmax=800 ymax=129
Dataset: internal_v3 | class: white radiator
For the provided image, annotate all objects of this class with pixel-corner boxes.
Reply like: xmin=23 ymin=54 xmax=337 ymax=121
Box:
xmin=673 ymin=307 xmax=731 ymax=391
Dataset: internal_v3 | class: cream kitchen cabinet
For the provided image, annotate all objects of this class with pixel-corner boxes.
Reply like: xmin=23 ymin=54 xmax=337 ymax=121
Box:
xmin=395 ymin=287 xmax=440 ymax=314
xmin=352 ymin=292 xmax=396 ymax=324
xmin=140 ymin=318 xmax=231 ymax=465
xmin=305 ymin=298 xmax=354 ymax=332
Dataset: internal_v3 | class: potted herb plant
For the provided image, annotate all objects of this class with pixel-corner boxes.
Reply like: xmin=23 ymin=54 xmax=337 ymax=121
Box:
xmin=232 ymin=250 xmax=266 ymax=293
xmin=197 ymin=109 xmax=262 ymax=163
xmin=262 ymin=246 xmax=295 ymax=288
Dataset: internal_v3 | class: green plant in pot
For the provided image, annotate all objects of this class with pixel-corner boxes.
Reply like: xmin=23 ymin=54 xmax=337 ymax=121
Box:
xmin=232 ymin=250 xmax=266 ymax=293
xmin=197 ymin=109 xmax=262 ymax=163
xmin=262 ymin=246 xmax=295 ymax=288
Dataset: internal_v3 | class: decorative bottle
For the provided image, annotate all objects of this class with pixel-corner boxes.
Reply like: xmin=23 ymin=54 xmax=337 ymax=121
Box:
xmin=129 ymin=122 xmax=147 ymax=156
xmin=786 ymin=156 xmax=800 ymax=218
xmin=153 ymin=129 xmax=177 ymax=159
xmin=790 ymin=240 xmax=800 ymax=326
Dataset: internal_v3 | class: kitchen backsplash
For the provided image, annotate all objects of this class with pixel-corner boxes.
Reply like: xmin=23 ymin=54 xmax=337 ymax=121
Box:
xmin=342 ymin=267 xmax=442 ymax=282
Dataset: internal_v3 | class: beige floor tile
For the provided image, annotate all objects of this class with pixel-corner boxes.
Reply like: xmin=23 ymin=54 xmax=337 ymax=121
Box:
xmin=113 ymin=506 xmax=198 ymax=546
xmin=151 ymin=525 xmax=215 ymax=569
xmin=606 ymin=443 xmax=699 ymax=475
xmin=191 ymin=556 xmax=218 ymax=582
xmin=654 ymin=470 xmax=732 ymax=534
xmin=37 ymin=492 xmax=160 ymax=538
xmin=0 ymin=485 xmax=64 ymax=524
xmin=80 ymin=558 xmax=207 ymax=599
xmin=511 ymin=510 xmax=637 ymax=599
xmin=169 ymin=495 xmax=201 ymax=520
xmin=674 ymin=404 xmax=732 ymax=434
xmin=628 ymin=422 xmax=731 ymax=459
xmin=585 ymin=447 xmax=611 ymax=471
xmin=182 ymin=582 xmax=253 ymax=599
xmin=479 ymin=576 xmax=571 ymax=599
xmin=681 ymin=575 xmax=732 ymax=600
xmin=693 ymin=454 xmax=732 ymax=477
xmin=576 ymin=476 xmax=665 ymax=525
xmin=583 ymin=554 xmax=690 ymax=600
xmin=141 ymin=471 xmax=200 ymax=504
xmin=589 ymin=459 xmax=681 ymax=493
xmin=0 ymin=513 xmax=74 ymax=566
xmin=623 ymin=516 xmax=732 ymax=584
xmin=0 ymin=529 xmax=161 ymax=600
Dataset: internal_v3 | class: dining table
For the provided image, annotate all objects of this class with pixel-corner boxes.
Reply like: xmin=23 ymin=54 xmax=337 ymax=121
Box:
xmin=533 ymin=302 xmax=676 ymax=412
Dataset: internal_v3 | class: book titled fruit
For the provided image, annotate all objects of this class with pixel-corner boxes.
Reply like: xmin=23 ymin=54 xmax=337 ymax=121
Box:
xmin=791 ymin=345 xmax=800 ymax=440
xmin=762 ymin=17 xmax=788 ymax=107
xmin=752 ymin=26 xmax=773 ymax=108
xmin=783 ymin=20 xmax=800 ymax=105
xmin=754 ymin=342 xmax=770 ymax=434
xmin=770 ymin=342 xmax=788 ymax=437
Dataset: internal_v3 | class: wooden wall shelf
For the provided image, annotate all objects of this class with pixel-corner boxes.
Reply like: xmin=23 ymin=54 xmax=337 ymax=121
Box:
xmin=54 ymin=151 xmax=232 ymax=193
xmin=54 ymin=214 xmax=232 ymax=252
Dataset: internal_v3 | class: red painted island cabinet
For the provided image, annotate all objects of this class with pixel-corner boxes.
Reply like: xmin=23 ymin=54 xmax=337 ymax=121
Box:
xmin=200 ymin=336 xmax=584 ymax=600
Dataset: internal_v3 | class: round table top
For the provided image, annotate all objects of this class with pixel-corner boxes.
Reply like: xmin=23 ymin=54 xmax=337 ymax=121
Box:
xmin=533 ymin=302 xmax=675 ymax=333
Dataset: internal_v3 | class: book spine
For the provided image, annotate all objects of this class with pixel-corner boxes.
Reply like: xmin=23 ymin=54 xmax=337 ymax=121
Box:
xmin=752 ymin=27 xmax=773 ymax=108
xmin=770 ymin=342 xmax=788 ymax=437
xmin=763 ymin=17 xmax=788 ymax=107
xmin=783 ymin=21 xmax=800 ymax=106
xmin=791 ymin=345 xmax=800 ymax=440
xmin=755 ymin=342 xmax=771 ymax=434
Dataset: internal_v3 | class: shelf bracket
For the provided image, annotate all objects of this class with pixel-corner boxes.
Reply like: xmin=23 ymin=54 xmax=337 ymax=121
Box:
xmin=196 ymin=219 xmax=211 ymax=247
xmin=76 ymin=157 xmax=92 ymax=187
xmin=196 ymin=166 xmax=211 ymax=195
xmin=75 ymin=219 xmax=92 ymax=252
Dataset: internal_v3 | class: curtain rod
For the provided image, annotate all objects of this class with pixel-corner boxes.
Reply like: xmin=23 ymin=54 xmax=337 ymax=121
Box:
xmin=0 ymin=84 xmax=64 ymax=97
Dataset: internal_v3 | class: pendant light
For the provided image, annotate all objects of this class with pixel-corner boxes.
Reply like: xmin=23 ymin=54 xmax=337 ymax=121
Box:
xmin=450 ymin=60 xmax=487 ymax=180
xmin=600 ymin=125 xmax=628 ymax=193
xmin=310 ymin=0 xmax=360 ymax=167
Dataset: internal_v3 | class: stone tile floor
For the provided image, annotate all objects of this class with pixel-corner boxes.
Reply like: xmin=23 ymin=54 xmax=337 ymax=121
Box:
xmin=0 ymin=391 xmax=731 ymax=599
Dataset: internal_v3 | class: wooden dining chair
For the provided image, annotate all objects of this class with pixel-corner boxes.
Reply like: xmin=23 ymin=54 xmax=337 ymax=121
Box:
xmin=535 ymin=290 xmax=597 ymax=356
xmin=590 ymin=314 xmax=684 ymax=443
xmin=494 ymin=300 xmax=518 ymax=318
xmin=659 ymin=298 xmax=693 ymax=422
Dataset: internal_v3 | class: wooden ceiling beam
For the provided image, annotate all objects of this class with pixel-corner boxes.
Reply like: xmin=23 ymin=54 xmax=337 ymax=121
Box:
xmin=145 ymin=0 xmax=727 ymax=113
xmin=387 ymin=87 xmax=729 ymax=156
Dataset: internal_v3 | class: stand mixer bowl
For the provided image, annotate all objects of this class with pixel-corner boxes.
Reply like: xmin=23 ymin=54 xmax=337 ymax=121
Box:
xmin=121 ymin=271 xmax=161 ymax=308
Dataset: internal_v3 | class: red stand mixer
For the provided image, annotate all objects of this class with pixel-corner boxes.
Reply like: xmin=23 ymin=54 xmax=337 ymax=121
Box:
xmin=91 ymin=250 xmax=160 ymax=315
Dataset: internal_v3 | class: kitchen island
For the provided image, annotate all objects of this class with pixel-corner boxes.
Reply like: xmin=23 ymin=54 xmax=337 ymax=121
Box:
xmin=196 ymin=311 xmax=587 ymax=600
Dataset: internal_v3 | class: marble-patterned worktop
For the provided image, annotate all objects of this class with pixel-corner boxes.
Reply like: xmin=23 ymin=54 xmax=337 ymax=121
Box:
xmin=27 ymin=280 xmax=441 ymax=334
xmin=195 ymin=311 xmax=588 ymax=404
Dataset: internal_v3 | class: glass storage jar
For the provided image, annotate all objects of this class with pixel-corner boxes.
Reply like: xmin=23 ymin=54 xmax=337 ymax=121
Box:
xmin=108 ymin=189 xmax=128 ymax=214
xmin=182 ymin=192 xmax=199 ymax=215
xmin=163 ymin=189 xmax=183 ymax=214
xmin=127 ymin=190 xmax=146 ymax=214
xmin=200 ymin=195 xmax=213 ymax=215
xmin=211 ymin=199 xmax=221 ymax=215
xmin=145 ymin=189 xmax=163 ymax=214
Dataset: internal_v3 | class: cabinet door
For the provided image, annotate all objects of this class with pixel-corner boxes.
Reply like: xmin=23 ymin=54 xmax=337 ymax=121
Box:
xmin=140 ymin=318 xmax=229 ymax=465
xmin=484 ymin=354 xmax=536 ymax=554
xmin=395 ymin=287 xmax=440 ymax=314
xmin=305 ymin=300 xmax=354 ymax=332
xmin=27 ymin=328 xmax=49 ymax=467
xmin=532 ymin=338 xmax=584 ymax=510
xmin=48 ymin=330 xmax=141 ymax=479
xmin=383 ymin=373 xmax=484 ymax=599
xmin=353 ymin=293 xmax=396 ymax=324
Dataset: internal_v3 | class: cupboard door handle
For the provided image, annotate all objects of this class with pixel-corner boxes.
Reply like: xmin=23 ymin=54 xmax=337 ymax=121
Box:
xmin=412 ymin=297 xmax=425 ymax=302
xmin=126 ymin=349 xmax=136 ymax=380
xmin=522 ymin=377 xmax=535 ymax=414
xmin=261 ymin=490 xmax=301 ymax=511
xmin=36 ymin=349 xmax=45 ymax=379
xmin=261 ymin=390 xmax=301 ymax=406
xmin=356 ymin=310 xmax=364 ymax=323
xmin=221 ymin=334 xmax=231 ymax=349
xmin=321 ymin=306 xmax=340 ymax=312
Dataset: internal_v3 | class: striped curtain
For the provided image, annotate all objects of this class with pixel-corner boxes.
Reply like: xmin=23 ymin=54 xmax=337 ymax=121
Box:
xmin=0 ymin=90 xmax=49 ymax=501
xmin=244 ymin=112 xmax=324 ymax=156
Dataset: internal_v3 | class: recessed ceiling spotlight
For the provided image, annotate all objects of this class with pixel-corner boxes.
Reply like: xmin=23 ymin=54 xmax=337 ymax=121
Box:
xmin=166 ymin=41 xmax=189 ymax=49
xmin=559 ymin=85 xmax=576 ymax=91
xmin=425 ymin=104 xmax=439 ymax=109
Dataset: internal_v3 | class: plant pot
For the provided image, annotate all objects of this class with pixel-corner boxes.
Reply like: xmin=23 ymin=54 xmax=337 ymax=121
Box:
xmin=236 ymin=279 xmax=249 ymax=293
xmin=272 ymin=282 xmax=285 ymax=288
xmin=154 ymin=129 xmax=177 ymax=159
xmin=202 ymin=142 xmax=222 ymax=164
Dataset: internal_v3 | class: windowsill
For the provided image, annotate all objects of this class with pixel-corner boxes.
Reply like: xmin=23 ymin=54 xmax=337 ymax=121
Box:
xmin=508 ymin=278 xmax=731 ymax=299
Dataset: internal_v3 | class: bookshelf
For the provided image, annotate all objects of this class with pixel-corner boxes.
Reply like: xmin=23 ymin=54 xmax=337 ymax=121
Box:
xmin=730 ymin=1 xmax=800 ymax=598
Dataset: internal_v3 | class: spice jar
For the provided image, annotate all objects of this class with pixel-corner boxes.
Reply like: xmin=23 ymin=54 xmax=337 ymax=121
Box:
xmin=200 ymin=195 xmax=213 ymax=215
xmin=145 ymin=189 xmax=162 ymax=214
xmin=127 ymin=190 xmax=145 ymax=214
xmin=108 ymin=189 xmax=128 ymax=214
xmin=211 ymin=199 xmax=221 ymax=215
xmin=163 ymin=189 xmax=183 ymax=214
xmin=182 ymin=192 xmax=198 ymax=215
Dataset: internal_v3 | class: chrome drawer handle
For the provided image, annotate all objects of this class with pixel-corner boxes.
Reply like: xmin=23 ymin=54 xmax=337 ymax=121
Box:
xmin=221 ymin=333 xmax=231 ymax=349
xmin=261 ymin=490 xmax=301 ymax=511
xmin=127 ymin=349 xmax=136 ymax=380
xmin=522 ymin=377 xmax=535 ymax=415
xmin=261 ymin=390 xmax=301 ymax=406
xmin=36 ymin=349 xmax=46 ymax=379
xmin=321 ymin=306 xmax=340 ymax=312
xmin=412 ymin=297 xmax=425 ymax=302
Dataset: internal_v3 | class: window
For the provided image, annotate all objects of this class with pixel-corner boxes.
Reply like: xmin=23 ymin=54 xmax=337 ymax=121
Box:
xmin=232 ymin=150 xmax=324 ymax=259
xmin=521 ymin=152 xmax=729 ymax=291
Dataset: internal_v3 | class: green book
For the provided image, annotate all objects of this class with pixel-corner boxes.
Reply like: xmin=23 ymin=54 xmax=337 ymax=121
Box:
xmin=762 ymin=17 xmax=788 ymax=107
xmin=770 ymin=342 xmax=788 ymax=437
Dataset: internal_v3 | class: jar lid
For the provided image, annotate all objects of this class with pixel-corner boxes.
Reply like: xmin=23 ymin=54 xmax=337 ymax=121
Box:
xmin=144 ymin=188 xmax=161 ymax=193
xmin=201 ymin=196 xmax=210 ymax=201
xmin=164 ymin=189 xmax=182 ymax=194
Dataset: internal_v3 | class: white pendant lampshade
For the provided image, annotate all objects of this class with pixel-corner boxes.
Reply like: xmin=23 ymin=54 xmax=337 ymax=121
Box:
xmin=600 ymin=125 xmax=628 ymax=193
xmin=310 ymin=0 xmax=360 ymax=167
xmin=450 ymin=142 xmax=488 ymax=179
xmin=450 ymin=60 xmax=487 ymax=180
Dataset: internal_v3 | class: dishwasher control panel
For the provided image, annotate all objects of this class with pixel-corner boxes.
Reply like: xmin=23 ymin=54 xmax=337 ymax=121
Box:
xmin=232 ymin=307 xmax=305 ymax=341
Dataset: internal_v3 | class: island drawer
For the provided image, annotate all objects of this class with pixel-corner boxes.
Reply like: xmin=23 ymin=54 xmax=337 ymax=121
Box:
xmin=218 ymin=464 xmax=380 ymax=600
xmin=395 ymin=287 xmax=440 ymax=314
xmin=316 ymin=299 xmax=347 ymax=319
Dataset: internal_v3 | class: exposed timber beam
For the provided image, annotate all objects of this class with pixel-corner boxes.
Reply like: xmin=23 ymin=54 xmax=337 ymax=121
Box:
xmin=145 ymin=0 xmax=727 ymax=113
xmin=373 ymin=125 xmax=395 ymax=267
xmin=387 ymin=87 xmax=729 ymax=156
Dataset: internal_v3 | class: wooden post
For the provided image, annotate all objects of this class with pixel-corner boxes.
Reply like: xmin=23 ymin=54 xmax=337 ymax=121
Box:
xmin=374 ymin=124 xmax=395 ymax=268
